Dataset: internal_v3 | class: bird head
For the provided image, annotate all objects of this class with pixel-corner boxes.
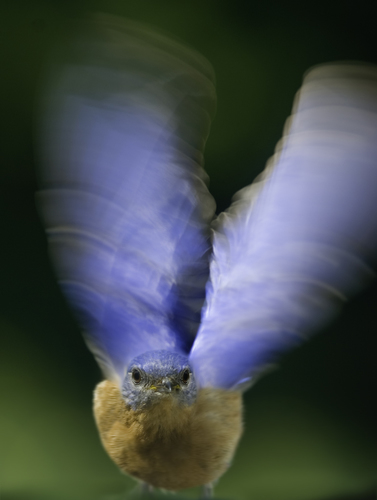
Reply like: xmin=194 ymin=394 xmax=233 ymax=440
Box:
xmin=122 ymin=350 xmax=197 ymax=411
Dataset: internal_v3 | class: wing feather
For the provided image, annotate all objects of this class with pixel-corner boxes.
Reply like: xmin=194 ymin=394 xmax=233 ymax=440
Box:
xmin=37 ymin=15 xmax=216 ymax=382
xmin=190 ymin=63 xmax=377 ymax=390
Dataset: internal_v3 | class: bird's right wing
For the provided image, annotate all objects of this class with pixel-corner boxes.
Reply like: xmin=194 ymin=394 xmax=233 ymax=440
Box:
xmin=190 ymin=63 xmax=377 ymax=390
xmin=36 ymin=15 xmax=216 ymax=383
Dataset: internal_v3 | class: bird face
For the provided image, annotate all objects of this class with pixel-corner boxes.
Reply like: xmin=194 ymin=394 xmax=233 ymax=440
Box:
xmin=121 ymin=350 xmax=197 ymax=411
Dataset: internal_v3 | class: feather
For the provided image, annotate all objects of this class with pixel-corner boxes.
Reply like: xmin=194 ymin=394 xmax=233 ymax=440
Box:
xmin=36 ymin=15 xmax=216 ymax=382
xmin=190 ymin=63 xmax=377 ymax=389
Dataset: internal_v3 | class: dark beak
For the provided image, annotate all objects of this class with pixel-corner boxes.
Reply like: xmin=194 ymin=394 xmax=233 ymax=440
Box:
xmin=161 ymin=377 xmax=173 ymax=392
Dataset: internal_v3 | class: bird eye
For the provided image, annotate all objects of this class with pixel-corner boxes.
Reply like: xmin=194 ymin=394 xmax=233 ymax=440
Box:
xmin=131 ymin=368 xmax=142 ymax=384
xmin=181 ymin=368 xmax=190 ymax=384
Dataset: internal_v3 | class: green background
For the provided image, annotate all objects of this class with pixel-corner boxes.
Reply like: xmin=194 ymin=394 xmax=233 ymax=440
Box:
xmin=0 ymin=1 xmax=376 ymax=499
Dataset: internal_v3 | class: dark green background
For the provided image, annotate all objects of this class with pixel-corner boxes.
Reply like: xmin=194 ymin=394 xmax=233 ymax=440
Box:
xmin=0 ymin=1 xmax=376 ymax=499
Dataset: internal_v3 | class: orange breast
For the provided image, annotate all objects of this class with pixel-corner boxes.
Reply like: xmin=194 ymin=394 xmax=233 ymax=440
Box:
xmin=93 ymin=380 xmax=243 ymax=490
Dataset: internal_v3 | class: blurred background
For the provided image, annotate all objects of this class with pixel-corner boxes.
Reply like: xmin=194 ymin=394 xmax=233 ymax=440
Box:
xmin=0 ymin=1 xmax=376 ymax=499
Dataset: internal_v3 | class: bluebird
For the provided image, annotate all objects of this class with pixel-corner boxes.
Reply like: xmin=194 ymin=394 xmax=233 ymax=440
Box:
xmin=36 ymin=14 xmax=377 ymax=496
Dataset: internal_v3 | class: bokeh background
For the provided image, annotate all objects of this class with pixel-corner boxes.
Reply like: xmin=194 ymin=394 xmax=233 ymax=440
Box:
xmin=0 ymin=1 xmax=376 ymax=499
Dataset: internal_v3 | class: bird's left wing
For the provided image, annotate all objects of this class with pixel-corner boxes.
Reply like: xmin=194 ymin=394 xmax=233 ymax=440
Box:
xmin=36 ymin=15 xmax=216 ymax=383
xmin=190 ymin=63 xmax=377 ymax=390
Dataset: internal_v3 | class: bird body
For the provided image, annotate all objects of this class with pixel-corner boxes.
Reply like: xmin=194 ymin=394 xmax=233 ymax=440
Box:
xmin=94 ymin=349 xmax=243 ymax=489
xmin=36 ymin=13 xmax=377 ymax=495
xmin=94 ymin=377 xmax=242 ymax=489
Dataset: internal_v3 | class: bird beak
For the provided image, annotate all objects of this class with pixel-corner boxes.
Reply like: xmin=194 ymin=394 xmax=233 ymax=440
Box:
xmin=151 ymin=378 xmax=180 ymax=393
xmin=162 ymin=378 xmax=173 ymax=392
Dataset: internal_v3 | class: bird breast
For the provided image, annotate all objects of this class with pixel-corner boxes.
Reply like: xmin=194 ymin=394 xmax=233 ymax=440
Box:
xmin=93 ymin=380 xmax=243 ymax=490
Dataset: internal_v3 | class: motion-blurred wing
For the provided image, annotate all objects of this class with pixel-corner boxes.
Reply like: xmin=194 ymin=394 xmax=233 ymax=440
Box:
xmin=190 ymin=63 xmax=377 ymax=390
xmin=37 ymin=15 xmax=216 ymax=382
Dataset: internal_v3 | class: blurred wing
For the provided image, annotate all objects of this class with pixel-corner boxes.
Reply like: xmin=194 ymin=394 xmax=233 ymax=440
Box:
xmin=190 ymin=63 xmax=377 ymax=390
xmin=36 ymin=15 xmax=216 ymax=382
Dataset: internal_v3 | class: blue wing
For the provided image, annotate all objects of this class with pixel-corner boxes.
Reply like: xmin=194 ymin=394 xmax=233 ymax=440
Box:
xmin=190 ymin=63 xmax=377 ymax=390
xmin=36 ymin=15 xmax=216 ymax=383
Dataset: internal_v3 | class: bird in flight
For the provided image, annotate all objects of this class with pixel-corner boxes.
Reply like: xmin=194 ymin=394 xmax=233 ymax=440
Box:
xmin=36 ymin=13 xmax=377 ymax=497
